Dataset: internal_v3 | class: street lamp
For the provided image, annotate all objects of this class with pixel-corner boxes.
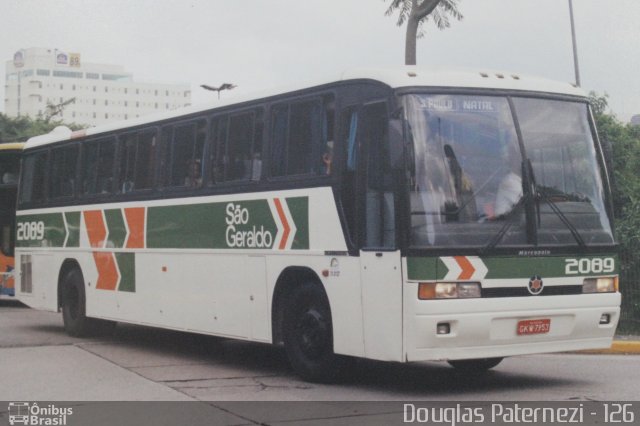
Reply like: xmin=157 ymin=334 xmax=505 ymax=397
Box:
xmin=200 ymin=83 xmax=237 ymax=99
xmin=568 ymin=0 xmax=581 ymax=86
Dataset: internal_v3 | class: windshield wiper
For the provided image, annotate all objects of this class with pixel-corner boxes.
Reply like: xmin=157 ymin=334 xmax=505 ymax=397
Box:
xmin=536 ymin=186 xmax=587 ymax=249
xmin=526 ymin=160 xmax=586 ymax=249
xmin=480 ymin=195 xmax=526 ymax=254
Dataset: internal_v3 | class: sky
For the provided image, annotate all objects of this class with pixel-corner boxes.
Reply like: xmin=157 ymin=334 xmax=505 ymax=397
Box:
xmin=2 ymin=0 xmax=639 ymax=122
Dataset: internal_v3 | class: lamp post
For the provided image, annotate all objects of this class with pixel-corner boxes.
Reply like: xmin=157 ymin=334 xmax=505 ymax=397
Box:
xmin=200 ymin=83 xmax=237 ymax=99
xmin=568 ymin=0 xmax=581 ymax=86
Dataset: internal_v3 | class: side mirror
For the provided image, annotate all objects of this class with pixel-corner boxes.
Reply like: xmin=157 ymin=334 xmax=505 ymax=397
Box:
xmin=388 ymin=118 xmax=405 ymax=170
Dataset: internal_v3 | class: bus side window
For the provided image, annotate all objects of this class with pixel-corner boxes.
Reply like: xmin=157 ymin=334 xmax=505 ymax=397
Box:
xmin=117 ymin=130 xmax=156 ymax=193
xmin=227 ymin=112 xmax=255 ymax=182
xmin=50 ymin=145 xmax=78 ymax=199
xmin=213 ymin=117 xmax=229 ymax=184
xmin=83 ymin=137 xmax=116 ymax=196
xmin=164 ymin=120 xmax=206 ymax=188
xmin=19 ymin=152 xmax=48 ymax=205
xmin=270 ymin=96 xmax=331 ymax=178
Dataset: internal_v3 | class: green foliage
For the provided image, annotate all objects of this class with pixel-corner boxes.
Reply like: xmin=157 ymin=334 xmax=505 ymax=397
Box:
xmin=386 ymin=0 xmax=463 ymax=38
xmin=0 ymin=113 xmax=83 ymax=143
xmin=590 ymin=92 xmax=640 ymax=331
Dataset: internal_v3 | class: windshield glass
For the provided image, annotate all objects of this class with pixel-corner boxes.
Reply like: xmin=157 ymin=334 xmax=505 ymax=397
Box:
xmin=404 ymin=94 xmax=613 ymax=248
xmin=513 ymin=98 xmax=613 ymax=245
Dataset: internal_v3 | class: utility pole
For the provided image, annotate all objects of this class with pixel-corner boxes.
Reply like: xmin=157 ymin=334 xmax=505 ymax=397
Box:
xmin=568 ymin=0 xmax=581 ymax=86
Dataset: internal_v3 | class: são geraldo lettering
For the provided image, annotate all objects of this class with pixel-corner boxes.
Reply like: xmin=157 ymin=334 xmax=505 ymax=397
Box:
xmin=225 ymin=202 xmax=273 ymax=248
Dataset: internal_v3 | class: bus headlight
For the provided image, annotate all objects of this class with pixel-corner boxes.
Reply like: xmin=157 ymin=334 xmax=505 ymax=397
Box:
xmin=582 ymin=277 xmax=617 ymax=293
xmin=418 ymin=282 xmax=481 ymax=300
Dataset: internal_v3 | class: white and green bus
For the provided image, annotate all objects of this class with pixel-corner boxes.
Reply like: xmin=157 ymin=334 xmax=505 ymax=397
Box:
xmin=15 ymin=68 xmax=620 ymax=381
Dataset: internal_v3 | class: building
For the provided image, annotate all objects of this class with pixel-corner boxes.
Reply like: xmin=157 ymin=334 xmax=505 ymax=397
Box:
xmin=631 ymin=115 xmax=640 ymax=127
xmin=4 ymin=48 xmax=191 ymax=126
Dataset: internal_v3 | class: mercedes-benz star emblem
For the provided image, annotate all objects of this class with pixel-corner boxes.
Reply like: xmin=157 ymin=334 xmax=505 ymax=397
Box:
xmin=528 ymin=275 xmax=544 ymax=295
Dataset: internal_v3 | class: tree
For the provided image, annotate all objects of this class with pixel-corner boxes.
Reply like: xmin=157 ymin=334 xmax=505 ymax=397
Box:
xmin=386 ymin=0 xmax=463 ymax=65
xmin=0 ymin=113 xmax=82 ymax=143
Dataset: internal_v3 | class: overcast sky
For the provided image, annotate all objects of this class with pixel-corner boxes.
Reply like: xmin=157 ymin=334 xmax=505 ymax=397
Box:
xmin=2 ymin=0 xmax=639 ymax=122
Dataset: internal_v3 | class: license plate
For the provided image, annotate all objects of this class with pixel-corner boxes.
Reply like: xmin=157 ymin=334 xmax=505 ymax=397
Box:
xmin=517 ymin=319 xmax=551 ymax=335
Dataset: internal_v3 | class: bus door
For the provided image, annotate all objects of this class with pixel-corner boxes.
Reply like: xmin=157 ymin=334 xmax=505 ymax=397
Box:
xmin=356 ymin=102 xmax=403 ymax=361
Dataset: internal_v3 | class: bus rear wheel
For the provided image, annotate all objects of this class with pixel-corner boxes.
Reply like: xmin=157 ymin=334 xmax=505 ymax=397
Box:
xmin=447 ymin=357 xmax=503 ymax=372
xmin=61 ymin=268 xmax=115 ymax=337
xmin=283 ymin=282 xmax=342 ymax=382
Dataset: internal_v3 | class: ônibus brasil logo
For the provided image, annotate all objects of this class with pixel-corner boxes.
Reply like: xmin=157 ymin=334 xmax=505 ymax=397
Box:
xmin=7 ymin=402 xmax=73 ymax=426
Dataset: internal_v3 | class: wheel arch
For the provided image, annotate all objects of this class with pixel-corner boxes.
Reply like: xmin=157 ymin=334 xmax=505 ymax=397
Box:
xmin=57 ymin=258 xmax=82 ymax=310
xmin=271 ymin=266 xmax=330 ymax=345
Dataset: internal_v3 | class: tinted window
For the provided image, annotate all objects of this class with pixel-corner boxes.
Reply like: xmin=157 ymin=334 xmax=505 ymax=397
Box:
xmin=82 ymin=137 xmax=116 ymax=195
xmin=161 ymin=120 xmax=206 ymax=188
xmin=19 ymin=152 xmax=48 ymax=204
xmin=210 ymin=111 xmax=263 ymax=184
xmin=270 ymin=96 xmax=334 ymax=177
xmin=117 ymin=130 xmax=157 ymax=193
xmin=50 ymin=145 xmax=78 ymax=198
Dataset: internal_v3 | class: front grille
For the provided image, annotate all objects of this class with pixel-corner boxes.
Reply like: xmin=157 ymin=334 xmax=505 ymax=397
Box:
xmin=482 ymin=285 xmax=582 ymax=298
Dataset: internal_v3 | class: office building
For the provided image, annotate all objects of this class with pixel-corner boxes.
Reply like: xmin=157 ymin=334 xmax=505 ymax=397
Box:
xmin=4 ymin=48 xmax=191 ymax=126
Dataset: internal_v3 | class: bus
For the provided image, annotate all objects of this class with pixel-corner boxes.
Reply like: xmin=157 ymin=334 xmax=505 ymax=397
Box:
xmin=0 ymin=142 xmax=24 ymax=297
xmin=14 ymin=68 xmax=620 ymax=381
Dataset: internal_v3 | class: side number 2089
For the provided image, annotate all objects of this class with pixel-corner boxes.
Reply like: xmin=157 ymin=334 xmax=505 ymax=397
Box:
xmin=16 ymin=221 xmax=45 ymax=241
xmin=565 ymin=258 xmax=615 ymax=275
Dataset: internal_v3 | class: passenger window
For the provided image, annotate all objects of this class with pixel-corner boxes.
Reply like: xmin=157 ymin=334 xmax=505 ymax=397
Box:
xmin=211 ymin=110 xmax=262 ymax=184
xmin=19 ymin=152 xmax=48 ymax=204
xmin=162 ymin=120 xmax=206 ymax=188
xmin=270 ymin=95 xmax=334 ymax=177
xmin=117 ymin=130 xmax=157 ymax=193
xmin=50 ymin=145 xmax=79 ymax=198
xmin=227 ymin=112 xmax=255 ymax=181
xmin=82 ymin=137 xmax=116 ymax=195
xmin=211 ymin=117 xmax=228 ymax=184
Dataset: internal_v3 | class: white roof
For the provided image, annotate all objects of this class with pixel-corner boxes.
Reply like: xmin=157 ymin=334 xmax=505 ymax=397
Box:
xmin=25 ymin=66 xmax=587 ymax=149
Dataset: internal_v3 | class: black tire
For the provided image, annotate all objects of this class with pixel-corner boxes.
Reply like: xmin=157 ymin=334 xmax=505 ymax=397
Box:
xmin=283 ymin=282 xmax=342 ymax=382
xmin=447 ymin=357 xmax=503 ymax=372
xmin=61 ymin=268 xmax=116 ymax=337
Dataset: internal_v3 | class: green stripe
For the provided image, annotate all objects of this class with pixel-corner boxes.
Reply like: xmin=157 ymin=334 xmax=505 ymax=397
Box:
xmin=16 ymin=213 xmax=65 ymax=247
xmin=406 ymin=257 xmax=439 ymax=281
xmin=287 ymin=197 xmax=309 ymax=250
xmin=104 ymin=209 xmax=127 ymax=248
xmin=408 ymin=254 xmax=619 ymax=281
xmin=146 ymin=200 xmax=279 ymax=249
xmin=115 ymin=252 xmax=135 ymax=292
xmin=64 ymin=212 xmax=80 ymax=248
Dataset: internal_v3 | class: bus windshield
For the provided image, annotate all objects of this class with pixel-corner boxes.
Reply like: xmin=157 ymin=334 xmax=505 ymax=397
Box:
xmin=404 ymin=94 xmax=614 ymax=249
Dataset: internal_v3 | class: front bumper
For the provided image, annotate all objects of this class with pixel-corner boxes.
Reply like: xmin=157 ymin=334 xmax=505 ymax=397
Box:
xmin=404 ymin=288 xmax=620 ymax=362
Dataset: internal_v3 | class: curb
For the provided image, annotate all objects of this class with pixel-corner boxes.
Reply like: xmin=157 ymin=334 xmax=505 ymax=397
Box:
xmin=578 ymin=340 xmax=640 ymax=354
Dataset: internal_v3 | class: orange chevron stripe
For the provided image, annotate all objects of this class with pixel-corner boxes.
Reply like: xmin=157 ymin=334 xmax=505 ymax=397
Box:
xmin=273 ymin=198 xmax=290 ymax=250
xmin=454 ymin=256 xmax=475 ymax=280
xmin=84 ymin=210 xmax=107 ymax=248
xmin=83 ymin=211 xmax=119 ymax=290
xmin=124 ymin=207 xmax=145 ymax=249
xmin=93 ymin=252 xmax=119 ymax=290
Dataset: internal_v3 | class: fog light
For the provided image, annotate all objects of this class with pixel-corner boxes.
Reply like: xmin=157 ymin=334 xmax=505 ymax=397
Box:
xmin=437 ymin=322 xmax=451 ymax=335
xmin=599 ymin=314 xmax=611 ymax=325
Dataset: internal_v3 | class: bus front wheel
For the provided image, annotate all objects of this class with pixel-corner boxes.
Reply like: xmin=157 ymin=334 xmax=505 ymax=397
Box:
xmin=447 ymin=357 xmax=504 ymax=372
xmin=61 ymin=268 xmax=115 ymax=337
xmin=283 ymin=282 xmax=342 ymax=382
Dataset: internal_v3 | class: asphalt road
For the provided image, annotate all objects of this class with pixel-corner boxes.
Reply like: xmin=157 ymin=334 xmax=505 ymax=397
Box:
xmin=1 ymin=298 xmax=639 ymax=424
